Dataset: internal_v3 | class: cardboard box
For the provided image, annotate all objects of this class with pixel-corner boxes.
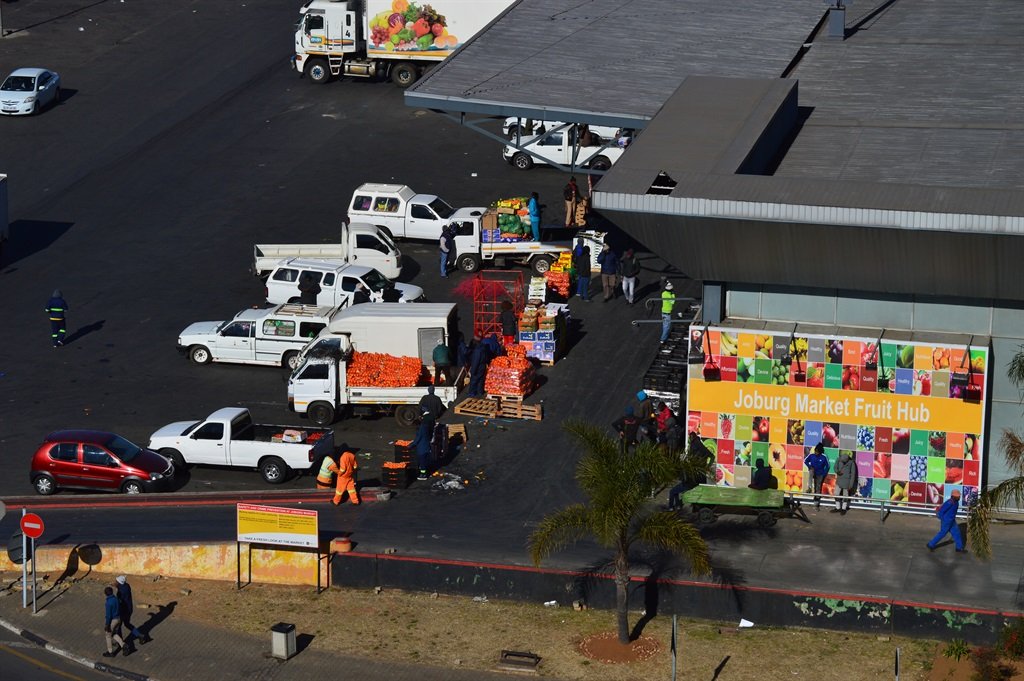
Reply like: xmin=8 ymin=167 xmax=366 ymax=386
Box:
xmin=496 ymin=206 xmax=515 ymax=215
xmin=482 ymin=212 xmax=499 ymax=229
xmin=536 ymin=331 xmax=554 ymax=341
xmin=518 ymin=331 xmax=536 ymax=341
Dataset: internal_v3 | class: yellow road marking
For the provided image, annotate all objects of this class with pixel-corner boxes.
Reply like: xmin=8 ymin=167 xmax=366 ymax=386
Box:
xmin=0 ymin=643 xmax=91 ymax=681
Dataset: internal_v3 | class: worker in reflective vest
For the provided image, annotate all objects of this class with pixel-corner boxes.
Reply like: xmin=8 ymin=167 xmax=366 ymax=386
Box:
xmin=46 ymin=289 xmax=68 ymax=347
xmin=334 ymin=450 xmax=360 ymax=506
xmin=316 ymin=454 xmax=339 ymax=490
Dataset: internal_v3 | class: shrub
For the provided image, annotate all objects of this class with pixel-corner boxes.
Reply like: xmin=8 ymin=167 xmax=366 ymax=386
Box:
xmin=943 ymin=638 xmax=970 ymax=662
xmin=997 ymin=617 xmax=1024 ymax=660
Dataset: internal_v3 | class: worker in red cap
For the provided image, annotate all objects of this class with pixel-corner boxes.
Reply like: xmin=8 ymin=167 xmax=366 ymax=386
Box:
xmin=333 ymin=450 xmax=360 ymax=506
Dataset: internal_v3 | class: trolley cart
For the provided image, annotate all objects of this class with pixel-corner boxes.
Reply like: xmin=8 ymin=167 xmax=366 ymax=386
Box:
xmin=682 ymin=485 xmax=801 ymax=528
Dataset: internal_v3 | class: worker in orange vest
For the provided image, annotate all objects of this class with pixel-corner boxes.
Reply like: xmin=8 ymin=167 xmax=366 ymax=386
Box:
xmin=334 ymin=450 xmax=360 ymax=506
xmin=315 ymin=453 xmax=339 ymax=490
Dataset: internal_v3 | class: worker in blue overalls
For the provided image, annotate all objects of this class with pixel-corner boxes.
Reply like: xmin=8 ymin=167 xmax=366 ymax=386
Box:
xmin=45 ymin=289 xmax=68 ymax=347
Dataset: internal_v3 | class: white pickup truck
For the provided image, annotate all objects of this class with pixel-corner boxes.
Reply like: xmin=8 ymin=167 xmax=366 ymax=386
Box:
xmin=148 ymin=407 xmax=334 ymax=484
xmin=177 ymin=304 xmax=336 ymax=371
xmin=446 ymin=207 xmax=606 ymax=274
xmin=503 ymin=126 xmax=627 ymax=171
xmin=347 ymin=183 xmax=457 ymax=241
xmin=253 ymin=222 xmax=402 ymax=281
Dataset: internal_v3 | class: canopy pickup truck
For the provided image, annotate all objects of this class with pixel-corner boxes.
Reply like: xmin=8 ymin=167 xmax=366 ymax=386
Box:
xmin=254 ymin=222 xmax=401 ymax=281
xmin=347 ymin=183 xmax=457 ymax=241
xmin=148 ymin=407 xmax=333 ymax=484
xmin=503 ymin=126 xmax=627 ymax=171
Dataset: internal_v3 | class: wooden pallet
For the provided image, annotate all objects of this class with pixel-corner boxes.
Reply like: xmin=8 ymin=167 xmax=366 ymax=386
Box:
xmin=447 ymin=423 xmax=468 ymax=444
xmin=497 ymin=399 xmax=543 ymax=421
xmin=453 ymin=398 xmax=499 ymax=418
xmin=487 ymin=393 xmax=524 ymax=403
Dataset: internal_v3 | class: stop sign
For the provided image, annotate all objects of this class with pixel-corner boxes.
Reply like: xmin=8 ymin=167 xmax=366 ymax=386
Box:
xmin=20 ymin=513 xmax=44 ymax=540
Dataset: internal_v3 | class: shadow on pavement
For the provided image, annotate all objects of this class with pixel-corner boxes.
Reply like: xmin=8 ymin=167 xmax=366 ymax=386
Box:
xmin=4 ymin=0 xmax=111 ymax=35
xmin=142 ymin=601 xmax=177 ymax=639
xmin=63 ymin=320 xmax=105 ymax=346
xmin=1 ymin=220 xmax=75 ymax=269
xmin=296 ymin=633 xmax=315 ymax=654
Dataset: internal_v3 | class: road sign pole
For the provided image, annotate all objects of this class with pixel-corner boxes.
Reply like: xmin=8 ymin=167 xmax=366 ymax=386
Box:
xmin=31 ymin=536 xmax=37 ymax=614
xmin=21 ymin=510 xmax=27 ymax=609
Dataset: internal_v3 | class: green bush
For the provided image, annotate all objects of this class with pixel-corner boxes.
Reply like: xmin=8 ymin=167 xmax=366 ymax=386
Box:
xmin=997 ymin=617 xmax=1024 ymax=660
xmin=943 ymin=638 xmax=970 ymax=662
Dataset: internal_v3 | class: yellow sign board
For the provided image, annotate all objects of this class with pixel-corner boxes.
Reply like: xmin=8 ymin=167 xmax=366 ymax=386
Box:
xmin=236 ymin=503 xmax=318 ymax=549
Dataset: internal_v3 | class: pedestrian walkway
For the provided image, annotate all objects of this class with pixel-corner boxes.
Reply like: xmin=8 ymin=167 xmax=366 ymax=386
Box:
xmin=0 ymin=576 xmax=517 ymax=681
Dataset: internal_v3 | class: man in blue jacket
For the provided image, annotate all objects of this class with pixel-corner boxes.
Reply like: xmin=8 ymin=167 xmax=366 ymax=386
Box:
xmin=103 ymin=586 xmax=130 ymax=657
xmin=527 ymin=192 xmax=541 ymax=241
xmin=45 ymin=289 xmax=68 ymax=347
xmin=927 ymin=489 xmax=966 ymax=552
xmin=597 ymin=244 xmax=619 ymax=302
xmin=411 ymin=411 xmax=435 ymax=481
xmin=803 ymin=442 xmax=831 ymax=509
xmin=116 ymin=575 xmax=150 ymax=645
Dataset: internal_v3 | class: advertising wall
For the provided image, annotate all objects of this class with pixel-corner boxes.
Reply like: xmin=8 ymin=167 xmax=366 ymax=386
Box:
xmin=686 ymin=327 xmax=987 ymax=508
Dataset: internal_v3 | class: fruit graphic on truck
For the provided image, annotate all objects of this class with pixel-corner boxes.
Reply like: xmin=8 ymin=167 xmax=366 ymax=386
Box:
xmin=369 ymin=0 xmax=458 ymax=52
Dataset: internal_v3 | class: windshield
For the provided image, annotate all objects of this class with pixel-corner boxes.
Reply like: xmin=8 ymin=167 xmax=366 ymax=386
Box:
xmin=429 ymin=197 xmax=455 ymax=219
xmin=361 ymin=269 xmax=389 ymax=292
xmin=1 ymin=76 xmax=34 ymax=92
xmin=105 ymin=434 xmax=143 ymax=463
xmin=378 ymin=230 xmax=398 ymax=251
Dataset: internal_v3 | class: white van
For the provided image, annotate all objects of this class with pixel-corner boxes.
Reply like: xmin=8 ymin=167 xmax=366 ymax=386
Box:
xmin=264 ymin=259 xmax=424 ymax=308
xmin=177 ymin=303 xmax=336 ymax=371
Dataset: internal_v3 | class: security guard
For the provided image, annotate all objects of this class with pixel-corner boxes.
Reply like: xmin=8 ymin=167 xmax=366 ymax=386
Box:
xmin=45 ymin=289 xmax=68 ymax=347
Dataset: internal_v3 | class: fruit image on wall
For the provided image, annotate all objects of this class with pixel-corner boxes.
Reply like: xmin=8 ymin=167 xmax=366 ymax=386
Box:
xmin=369 ymin=0 xmax=459 ymax=52
xmin=687 ymin=326 xmax=988 ymax=513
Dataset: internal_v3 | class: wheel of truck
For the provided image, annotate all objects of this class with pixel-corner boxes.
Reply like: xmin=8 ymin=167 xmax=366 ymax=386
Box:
xmin=390 ymin=62 xmax=418 ymax=88
xmin=189 ymin=345 xmax=211 ymax=365
xmin=696 ymin=507 xmax=715 ymax=525
xmin=259 ymin=457 xmax=289 ymax=484
xmin=160 ymin=448 xmax=188 ymax=471
xmin=457 ymin=254 xmax=481 ymax=273
xmin=506 ymin=125 xmax=520 ymax=140
xmin=306 ymin=58 xmax=331 ymax=84
xmin=589 ymin=156 xmax=612 ymax=171
xmin=395 ymin=405 xmax=419 ymax=428
xmin=283 ymin=351 xmax=301 ymax=372
xmin=757 ymin=511 xmax=777 ymax=528
xmin=531 ymin=255 xmax=554 ymax=275
xmin=308 ymin=401 xmax=336 ymax=426
xmin=511 ymin=152 xmax=534 ymax=170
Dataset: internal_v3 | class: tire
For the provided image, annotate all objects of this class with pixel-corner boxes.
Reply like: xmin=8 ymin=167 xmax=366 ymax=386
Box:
xmin=306 ymin=59 xmax=330 ymax=84
xmin=696 ymin=507 xmax=715 ymax=525
xmin=160 ymin=448 xmax=187 ymax=471
xmin=391 ymin=62 xmax=418 ymax=88
xmin=189 ymin=345 xmax=212 ymax=365
xmin=456 ymin=254 xmax=481 ymax=273
xmin=33 ymin=474 xmax=56 ymax=496
xmin=32 ymin=101 xmax=39 ymax=116
xmin=511 ymin=152 xmax=534 ymax=170
xmin=531 ymin=255 xmax=554 ymax=275
xmin=308 ymin=401 xmax=336 ymax=426
xmin=283 ymin=350 xmax=301 ymax=372
xmin=122 ymin=480 xmax=144 ymax=495
xmin=589 ymin=156 xmax=612 ymax=171
xmin=757 ymin=511 xmax=777 ymax=528
xmin=506 ymin=125 xmax=519 ymax=140
xmin=259 ymin=457 xmax=289 ymax=484
xmin=395 ymin=404 xmax=419 ymax=428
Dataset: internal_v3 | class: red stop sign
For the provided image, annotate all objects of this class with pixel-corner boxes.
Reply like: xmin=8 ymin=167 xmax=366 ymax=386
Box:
xmin=20 ymin=513 xmax=44 ymax=540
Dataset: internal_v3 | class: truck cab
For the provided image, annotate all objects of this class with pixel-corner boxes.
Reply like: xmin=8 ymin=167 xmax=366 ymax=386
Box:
xmin=348 ymin=183 xmax=456 ymax=241
xmin=178 ymin=303 xmax=336 ymax=370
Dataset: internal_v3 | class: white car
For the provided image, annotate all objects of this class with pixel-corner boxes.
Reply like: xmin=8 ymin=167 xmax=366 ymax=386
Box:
xmin=0 ymin=68 xmax=61 ymax=116
xmin=503 ymin=129 xmax=627 ymax=171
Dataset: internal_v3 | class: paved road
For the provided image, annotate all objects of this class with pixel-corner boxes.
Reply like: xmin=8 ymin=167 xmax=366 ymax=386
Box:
xmin=0 ymin=628 xmax=109 ymax=681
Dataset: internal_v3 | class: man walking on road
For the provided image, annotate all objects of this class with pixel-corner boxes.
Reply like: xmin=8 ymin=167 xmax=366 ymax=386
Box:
xmin=619 ymin=249 xmax=640 ymax=304
xmin=659 ymin=281 xmax=676 ymax=344
xmin=45 ymin=289 xmax=68 ymax=347
xmin=333 ymin=450 xmax=360 ymax=506
xmin=927 ymin=488 xmax=966 ymax=553
xmin=116 ymin=576 xmax=149 ymax=645
xmin=103 ymin=586 xmax=131 ymax=657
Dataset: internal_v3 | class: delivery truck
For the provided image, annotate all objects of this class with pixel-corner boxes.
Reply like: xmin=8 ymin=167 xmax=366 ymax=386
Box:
xmin=347 ymin=183 xmax=456 ymax=241
xmin=444 ymin=207 xmax=606 ymax=274
xmin=289 ymin=303 xmax=463 ymax=426
xmin=148 ymin=407 xmax=334 ymax=484
xmin=292 ymin=0 xmax=515 ymax=88
xmin=254 ymin=222 xmax=402 ymax=280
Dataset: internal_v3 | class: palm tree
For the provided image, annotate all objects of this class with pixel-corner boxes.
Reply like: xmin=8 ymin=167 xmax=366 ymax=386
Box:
xmin=969 ymin=348 xmax=1024 ymax=559
xmin=528 ymin=419 xmax=712 ymax=644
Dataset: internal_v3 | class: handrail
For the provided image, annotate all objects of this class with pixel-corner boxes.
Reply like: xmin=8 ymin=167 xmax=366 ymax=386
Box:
xmin=779 ymin=490 xmax=969 ymax=522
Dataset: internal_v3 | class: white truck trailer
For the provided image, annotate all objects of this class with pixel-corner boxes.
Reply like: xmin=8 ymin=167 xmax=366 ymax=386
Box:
xmin=254 ymin=222 xmax=402 ymax=280
xmin=289 ymin=303 xmax=462 ymax=426
xmin=292 ymin=0 xmax=515 ymax=88
xmin=148 ymin=407 xmax=335 ymax=484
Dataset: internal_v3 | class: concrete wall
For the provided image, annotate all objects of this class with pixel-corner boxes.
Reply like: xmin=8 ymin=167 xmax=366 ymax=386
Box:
xmin=0 ymin=541 xmax=333 ymax=587
xmin=724 ymin=282 xmax=1024 ymax=489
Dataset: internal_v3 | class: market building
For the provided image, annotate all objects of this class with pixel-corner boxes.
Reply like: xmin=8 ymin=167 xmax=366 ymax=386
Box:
xmin=406 ymin=0 xmax=1024 ymax=497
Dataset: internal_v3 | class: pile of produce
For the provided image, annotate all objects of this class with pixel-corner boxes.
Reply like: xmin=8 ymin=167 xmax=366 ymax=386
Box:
xmin=382 ymin=461 xmax=410 ymax=469
xmin=544 ymin=270 xmax=571 ymax=297
xmin=549 ymin=252 xmax=572 ymax=273
xmin=485 ymin=345 xmax=535 ymax=396
xmin=496 ymin=213 xmax=529 ymax=240
xmin=494 ymin=197 xmax=528 ymax=212
xmin=369 ymin=0 xmax=458 ymax=52
xmin=347 ymin=352 xmax=423 ymax=387
xmin=306 ymin=431 xmax=327 ymax=443
xmin=518 ymin=306 xmax=539 ymax=333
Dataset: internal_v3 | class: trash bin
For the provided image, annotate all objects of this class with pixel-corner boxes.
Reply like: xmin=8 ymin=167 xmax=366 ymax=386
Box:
xmin=270 ymin=622 xmax=296 ymax=660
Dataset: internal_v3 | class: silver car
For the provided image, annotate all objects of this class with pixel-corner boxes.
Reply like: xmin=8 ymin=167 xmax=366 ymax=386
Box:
xmin=1 ymin=68 xmax=61 ymax=116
